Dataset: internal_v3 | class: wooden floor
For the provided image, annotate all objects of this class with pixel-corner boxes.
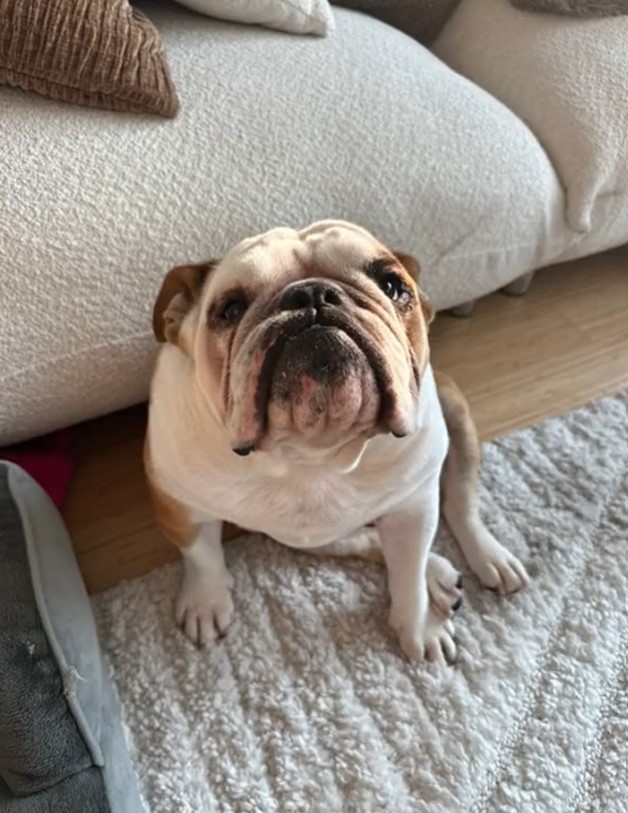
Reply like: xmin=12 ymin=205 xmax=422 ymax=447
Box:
xmin=63 ymin=245 xmax=628 ymax=594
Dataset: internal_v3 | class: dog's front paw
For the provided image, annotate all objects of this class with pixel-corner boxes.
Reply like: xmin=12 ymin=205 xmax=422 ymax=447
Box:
xmin=427 ymin=552 xmax=463 ymax=619
xmin=469 ymin=532 xmax=529 ymax=595
xmin=175 ymin=572 xmax=234 ymax=647
xmin=389 ymin=605 xmax=457 ymax=665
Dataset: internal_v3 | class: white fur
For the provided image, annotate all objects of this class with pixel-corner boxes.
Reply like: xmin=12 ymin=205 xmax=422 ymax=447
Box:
xmin=150 ymin=346 xmax=453 ymax=660
xmin=150 ymin=355 xmax=445 ymax=548
xmin=175 ymin=523 xmax=234 ymax=646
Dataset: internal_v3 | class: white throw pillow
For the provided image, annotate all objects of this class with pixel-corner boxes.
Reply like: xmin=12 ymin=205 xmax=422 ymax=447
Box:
xmin=172 ymin=0 xmax=335 ymax=35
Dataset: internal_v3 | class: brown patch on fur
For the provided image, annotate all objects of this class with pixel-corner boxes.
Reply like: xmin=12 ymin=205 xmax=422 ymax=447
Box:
xmin=379 ymin=254 xmax=428 ymax=376
xmin=153 ymin=261 xmax=216 ymax=347
xmin=393 ymin=251 xmax=421 ymax=280
xmin=402 ymin=303 xmax=430 ymax=377
xmin=435 ymin=370 xmax=481 ymax=499
xmin=144 ymin=439 xmax=197 ymax=549
xmin=394 ymin=251 xmax=434 ymax=325
xmin=362 ymin=252 xmax=431 ymax=381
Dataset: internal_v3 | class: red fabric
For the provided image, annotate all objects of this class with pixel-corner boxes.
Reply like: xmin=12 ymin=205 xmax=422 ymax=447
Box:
xmin=1 ymin=429 xmax=74 ymax=508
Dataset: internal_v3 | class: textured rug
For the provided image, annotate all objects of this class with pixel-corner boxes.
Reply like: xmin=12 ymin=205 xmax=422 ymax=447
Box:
xmin=95 ymin=389 xmax=628 ymax=813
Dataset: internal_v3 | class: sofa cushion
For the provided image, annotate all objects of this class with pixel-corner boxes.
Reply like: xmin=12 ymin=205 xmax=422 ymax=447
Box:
xmin=0 ymin=2 xmax=572 ymax=444
xmin=0 ymin=462 xmax=144 ymax=812
xmin=434 ymin=0 xmax=628 ymax=254
xmin=0 ymin=0 xmax=178 ymax=116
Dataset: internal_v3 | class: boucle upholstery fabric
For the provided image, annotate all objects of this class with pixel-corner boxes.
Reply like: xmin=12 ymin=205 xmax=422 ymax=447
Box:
xmin=0 ymin=0 xmax=178 ymax=116
xmin=94 ymin=388 xmax=628 ymax=812
xmin=434 ymin=0 xmax=628 ymax=240
xmin=0 ymin=3 xmax=573 ymax=445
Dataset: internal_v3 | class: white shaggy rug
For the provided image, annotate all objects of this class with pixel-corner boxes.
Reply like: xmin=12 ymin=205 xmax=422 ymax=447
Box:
xmin=95 ymin=390 xmax=628 ymax=813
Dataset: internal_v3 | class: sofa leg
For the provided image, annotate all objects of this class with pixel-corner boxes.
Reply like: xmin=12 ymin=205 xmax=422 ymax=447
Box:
xmin=502 ymin=271 xmax=536 ymax=297
xmin=448 ymin=300 xmax=476 ymax=317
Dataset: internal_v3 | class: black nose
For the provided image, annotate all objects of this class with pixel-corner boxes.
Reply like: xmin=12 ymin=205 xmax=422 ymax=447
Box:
xmin=278 ymin=281 xmax=342 ymax=312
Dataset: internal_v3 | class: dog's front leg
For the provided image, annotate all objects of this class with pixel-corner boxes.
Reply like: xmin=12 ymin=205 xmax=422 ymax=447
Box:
xmin=378 ymin=478 xmax=456 ymax=664
xmin=176 ymin=520 xmax=234 ymax=647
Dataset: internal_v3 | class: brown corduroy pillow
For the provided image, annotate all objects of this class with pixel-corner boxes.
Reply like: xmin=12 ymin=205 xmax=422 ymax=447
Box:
xmin=0 ymin=0 xmax=179 ymax=117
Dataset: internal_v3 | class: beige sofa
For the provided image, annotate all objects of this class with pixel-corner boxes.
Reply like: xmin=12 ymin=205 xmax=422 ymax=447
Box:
xmin=1 ymin=0 xmax=626 ymax=445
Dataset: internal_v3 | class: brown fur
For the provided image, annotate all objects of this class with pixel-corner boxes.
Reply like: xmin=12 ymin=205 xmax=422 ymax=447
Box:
xmin=144 ymin=439 xmax=197 ymax=549
xmin=434 ymin=370 xmax=481 ymax=497
xmin=153 ymin=261 xmax=215 ymax=347
xmin=394 ymin=251 xmax=435 ymax=326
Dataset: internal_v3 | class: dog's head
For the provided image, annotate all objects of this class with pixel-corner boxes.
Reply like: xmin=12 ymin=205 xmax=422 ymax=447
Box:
xmin=153 ymin=221 xmax=434 ymax=459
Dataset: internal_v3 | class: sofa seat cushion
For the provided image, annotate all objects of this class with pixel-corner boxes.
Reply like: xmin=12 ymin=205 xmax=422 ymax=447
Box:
xmin=434 ymin=0 xmax=628 ymax=258
xmin=0 ymin=2 xmax=571 ymax=444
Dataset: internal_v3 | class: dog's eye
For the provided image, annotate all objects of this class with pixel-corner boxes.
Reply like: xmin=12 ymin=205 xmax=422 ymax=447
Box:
xmin=218 ymin=295 xmax=248 ymax=322
xmin=365 ymin=259 xmax=413 ymax=306
xmin=379 ymin=273 xmax=405 ymax=302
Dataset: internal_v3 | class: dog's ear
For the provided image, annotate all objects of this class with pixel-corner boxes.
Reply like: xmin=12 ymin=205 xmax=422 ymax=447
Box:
xmin=153 ymin=261 xmax=217 ymax=344
xmin=394 ymin=251 xmax=434 ymax=325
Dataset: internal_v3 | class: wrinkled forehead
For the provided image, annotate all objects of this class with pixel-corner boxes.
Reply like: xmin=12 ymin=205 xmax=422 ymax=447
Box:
xmin=208 ymin=221 xmax=387 ymax=293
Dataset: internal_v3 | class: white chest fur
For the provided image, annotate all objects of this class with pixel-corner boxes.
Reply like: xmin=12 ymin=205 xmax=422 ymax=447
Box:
xmin=149 ymin=350 xmax=448 ymax=549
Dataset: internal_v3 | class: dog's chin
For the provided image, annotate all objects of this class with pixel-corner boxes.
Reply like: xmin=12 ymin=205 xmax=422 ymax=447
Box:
xmin=263 ymin=326 xmax=381 ymax=447
xmin=226 ymin=313 xmax=420 ymax=455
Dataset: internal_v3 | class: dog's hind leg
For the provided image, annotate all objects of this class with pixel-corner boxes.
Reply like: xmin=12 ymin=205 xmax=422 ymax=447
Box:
xmin=436 ymin=371 xmax=529 ymax=595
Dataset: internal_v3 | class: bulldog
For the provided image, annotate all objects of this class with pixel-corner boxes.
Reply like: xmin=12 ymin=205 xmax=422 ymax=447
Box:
xmin=145 ymin=221 xmax=528 ymax=664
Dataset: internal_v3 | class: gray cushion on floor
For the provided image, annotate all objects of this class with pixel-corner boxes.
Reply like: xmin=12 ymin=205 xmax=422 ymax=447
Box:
xmin=0 ymin=462 xmax=145 ymax=813
xmin=0 ymin=770 xmax=110 ymax=813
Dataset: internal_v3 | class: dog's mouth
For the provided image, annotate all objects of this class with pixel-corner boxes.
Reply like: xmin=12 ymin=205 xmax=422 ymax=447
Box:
xmin=228 ymin=307 xmax=418 ymax=455
xmin=257 ymin=310 xmax=394 ymax=427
